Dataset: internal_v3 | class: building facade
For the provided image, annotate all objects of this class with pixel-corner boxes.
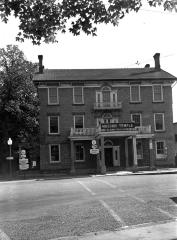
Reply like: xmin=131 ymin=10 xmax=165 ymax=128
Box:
xmin=33 ymin=53 xmax=176 ymax=174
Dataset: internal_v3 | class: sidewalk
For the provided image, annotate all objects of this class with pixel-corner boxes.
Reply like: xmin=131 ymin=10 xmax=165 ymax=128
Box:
xmin=55 ymin=220 xmax=177 ymax=240
xmin=0 ymin=168 xmax=177 ymax=182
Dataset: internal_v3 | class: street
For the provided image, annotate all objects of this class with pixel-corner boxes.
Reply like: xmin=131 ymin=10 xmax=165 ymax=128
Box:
xmin=0 ymin=174 xmax=177 ymax=240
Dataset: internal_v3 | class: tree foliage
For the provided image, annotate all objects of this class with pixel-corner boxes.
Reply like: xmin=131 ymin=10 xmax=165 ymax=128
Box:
xmin=0 ymin=0 xmax=176 ymax=44
xmin=0 ymin=45 xmax=39 ymax=157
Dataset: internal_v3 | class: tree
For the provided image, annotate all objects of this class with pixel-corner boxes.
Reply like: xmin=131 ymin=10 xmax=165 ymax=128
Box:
xmin=0 ymin=0 xmax=176 ymax=45
xmin=0 ymin=45 xmax=39 ymax=173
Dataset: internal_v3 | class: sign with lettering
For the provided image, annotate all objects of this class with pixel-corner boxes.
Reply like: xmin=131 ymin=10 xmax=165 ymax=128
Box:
xmin=101 ymin=122 xmax=136 ymax=131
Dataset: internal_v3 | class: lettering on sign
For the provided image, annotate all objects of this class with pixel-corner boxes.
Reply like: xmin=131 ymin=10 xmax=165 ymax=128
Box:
xmin=101 ymin=122 xmax=136 ymax=132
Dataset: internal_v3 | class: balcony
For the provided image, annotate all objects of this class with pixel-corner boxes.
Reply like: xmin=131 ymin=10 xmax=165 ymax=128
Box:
xmin=70 ymin=128 xmax=96 ymax=137
xmin=135 ymin=125 xmax=152 ymax=134
xmin=94 ymin=102 xmax=122 ymax=110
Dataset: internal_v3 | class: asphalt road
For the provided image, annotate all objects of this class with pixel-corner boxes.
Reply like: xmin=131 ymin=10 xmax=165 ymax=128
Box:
xmin=0 ymin=174 xmax=177 ymax=240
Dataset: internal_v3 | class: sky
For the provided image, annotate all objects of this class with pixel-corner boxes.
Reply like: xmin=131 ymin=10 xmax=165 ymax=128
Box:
xmin=0 ymin=1 xmax=177 ymax=121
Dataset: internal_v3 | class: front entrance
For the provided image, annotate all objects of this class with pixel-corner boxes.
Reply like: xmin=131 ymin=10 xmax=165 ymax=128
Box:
xmin=105 ymin=147 xmax=113 ymax=167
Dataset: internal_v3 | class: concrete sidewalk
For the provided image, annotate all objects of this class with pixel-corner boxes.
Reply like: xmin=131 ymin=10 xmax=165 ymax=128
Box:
xmin=56 ymin=220 xmax=177 ymax=240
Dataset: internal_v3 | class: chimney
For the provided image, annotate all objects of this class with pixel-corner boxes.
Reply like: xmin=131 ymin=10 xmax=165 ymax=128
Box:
xmin=153 ymin=53 xmax=160 ymax=70
xmin=38 ymin=55 xmax=44 ymax=73
xmin=144 ymin=64 xmax=150 ymax=68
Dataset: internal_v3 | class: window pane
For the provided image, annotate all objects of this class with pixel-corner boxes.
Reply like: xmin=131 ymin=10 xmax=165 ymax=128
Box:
xmin=49 ymin=88 xmax=58 ymax=104
xmin=155 ymin=114 xmax=164 ymax=130
xmin=153 ymin=85 xmax=162 ymax=101
xmin=74 ymin=87 xmax=83 ymax=103
xmin=102 ymin=91 xmax=110 ymax=102
xmin=49 ymin=116 xmax=59 ymax=133
xmin=131 ymin=86 xmax=140 ymax=102
xmin=75 ymin=145 xmax=84 ymax=161
xmin=50 ymin=145 xmax=59 ymax=162
xmin=157 ymin=142 xmax=164 ymax=154
xmin=74 ymin=116 xmax=84 ymax=128
xmin=132 ymin=114 xmax=141 ymax=126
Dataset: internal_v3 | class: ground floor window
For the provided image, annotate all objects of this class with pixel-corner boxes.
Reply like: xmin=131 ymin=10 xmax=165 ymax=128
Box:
xmin=49 ymin=144 xmax=60 ymax=162
xmin=75 ymin=144 xmax=85 ymax=162
xmin=136 ymin=140 xmax=143 ymax=159
xmin=155 ymin=141 xmax=166 ymax=159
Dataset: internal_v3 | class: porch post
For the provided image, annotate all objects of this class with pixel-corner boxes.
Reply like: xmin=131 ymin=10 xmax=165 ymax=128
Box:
xmin=100 ymin=136 xmax=106 ymax=174
xmin=132 ymin=136 xmax=138 ymax=168
xmin=70 ymin=140 xmax=75 ymax=174
xmin=125 ymin=138 xmax=129 ymax=168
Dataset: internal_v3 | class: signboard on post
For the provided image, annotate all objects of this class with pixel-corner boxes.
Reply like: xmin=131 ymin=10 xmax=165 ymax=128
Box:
xmin=19 ymin=150 xmax=29 ymax=171
xmin=90 ymin=149 xmax=99 ymax=155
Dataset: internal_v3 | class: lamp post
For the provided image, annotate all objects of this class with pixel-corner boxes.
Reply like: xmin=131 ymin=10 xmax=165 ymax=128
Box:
xmin=7 ymin=138 xmax=13 ymax=177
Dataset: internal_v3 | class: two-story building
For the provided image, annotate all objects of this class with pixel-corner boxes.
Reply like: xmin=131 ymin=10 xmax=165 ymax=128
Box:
xmin=33 ymin=53 xmax=176 ymax=174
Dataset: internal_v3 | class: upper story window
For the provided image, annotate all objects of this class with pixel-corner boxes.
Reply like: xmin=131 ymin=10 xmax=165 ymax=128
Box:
xmin=49 ymin=144 xmax=60 ymax=163
xmin=154 ymin=113 xmax=165 ymax=131
xmin=96 ymin=86 xmax=117 ymax=103
xmin=130 ymin=85 xmax=141 ymax=102
xmin=153 ymin=85 xmax=163 ymax=102
xmin=48 ymin=116 xmax=59 ymax=134
xmin=131 ymin=113 xmax=142 ymax=126
xmin=73 ymin=87 xmax=84 ymax=104
xmin=74 ymin=115 xmax=84 ymax=129
xmin=48 ymin=87 xmax=59 ymax=105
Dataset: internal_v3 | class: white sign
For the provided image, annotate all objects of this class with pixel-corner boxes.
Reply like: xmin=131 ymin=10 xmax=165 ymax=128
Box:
xmin=90 ymin=149 xmax=99 ymax=154
xmin=19 ymin=158 xmax=28 ymax=165
xmin=19 ymin=164 xmax=29 ymax=170
xmin=6 ymin=156 xmax=14 ymax=160
xmin=92 ymin=140 xmax=96 ymax=145
xmin=92 ymin=145 xmax=97 ymax=149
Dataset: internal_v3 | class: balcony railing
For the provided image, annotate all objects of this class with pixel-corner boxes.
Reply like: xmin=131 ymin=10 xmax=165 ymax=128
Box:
xmin=70 ymin=125 xmax=152 ymax=137
xmin=135 ymin=125 xmax=151 ymax=134
xmin=94 ymin=101 xmax=122 ymax=110
xmin=70 ymin=128 xmax=96 ymax=137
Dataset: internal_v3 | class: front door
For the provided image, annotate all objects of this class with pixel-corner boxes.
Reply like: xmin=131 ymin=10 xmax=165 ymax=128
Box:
xmin=105 ymin=148 xmax=113 ymax=167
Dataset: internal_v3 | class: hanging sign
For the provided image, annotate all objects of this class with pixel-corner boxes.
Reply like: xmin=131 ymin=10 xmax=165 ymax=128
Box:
xmin=101 ymin=122 xmax=136 ymax=131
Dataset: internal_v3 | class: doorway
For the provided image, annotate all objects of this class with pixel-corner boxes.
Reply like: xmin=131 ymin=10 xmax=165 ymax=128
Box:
xmin=105 ymin=147 xmax=113 ymax=167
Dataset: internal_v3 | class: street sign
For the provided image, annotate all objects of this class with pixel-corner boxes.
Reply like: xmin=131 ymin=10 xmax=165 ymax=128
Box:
xmin=92 ymin=140 xmax=96 ymax=145
xmin=6 ymin=156 xmax=14 ymax=160
xmin=19 ymin=164 xmax=29 ymax=170
xmin=19 ymin=158 xmax=28 ymax=164
xmin=90 ymin=149 xmax=99 ymax=154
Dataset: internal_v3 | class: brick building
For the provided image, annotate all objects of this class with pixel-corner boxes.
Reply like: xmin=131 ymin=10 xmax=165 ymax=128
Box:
xmin=33 ymin=53 xmax=176 ymax=174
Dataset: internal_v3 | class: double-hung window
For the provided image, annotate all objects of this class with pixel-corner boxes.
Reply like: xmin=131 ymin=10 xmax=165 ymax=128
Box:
xmin=153 ymin=85 xmax=163 ymax=102
xmin=155 ymin=141 xmax=166 ymax=159
xmin=48 ymin=87 xmax=59 ymax=104
xmin=49 ymin=144 xmax=60 ymax=162
xmin=154 ymin=113 xmax=165 ymax=131
xmin=130 ymin=85 xmax=141 ymax=102
xmin=74 ymin=115 xmax=84 ymax=129
xmin=75 ymin=144 xmax=85 ymax=162
xmin=48 ymin=116 xmax=59 ymax=134
xmin=73 ymin=87 xmax=84 ymax=104
xmin=131 ymin=113 xmax=142 ymax=126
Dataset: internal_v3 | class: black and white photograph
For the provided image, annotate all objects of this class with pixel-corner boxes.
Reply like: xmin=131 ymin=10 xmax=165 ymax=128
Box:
xmin=0 ymin=0 xmax=177 ymax=239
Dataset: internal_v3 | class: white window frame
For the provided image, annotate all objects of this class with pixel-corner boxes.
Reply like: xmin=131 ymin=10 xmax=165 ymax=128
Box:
xmin=48 ymin=87 xmax=59 ymax=105
xmin=73 ymin=115 xmax=84 ymax=129
xmin=154 ymin=113 xmax=165 ymax=131
xmin=75 ymin=143 xmax=85 ymax=162
xmin=155 ymin=140 xmax=167 ymax=159
xmin=130 ymin=85 xmax=141 ymax=102
xmin=48 ymin=116 xmax=60 ymax=135
xmin=131 ymin=113 xmax=142 ymax=126
xmin=73 ymin=87 xmax=84 ymax=104
xmin=152 ymin=85 xmax=163 ymax=102
xmin=49 ymin=144 xmax=60 ymax=163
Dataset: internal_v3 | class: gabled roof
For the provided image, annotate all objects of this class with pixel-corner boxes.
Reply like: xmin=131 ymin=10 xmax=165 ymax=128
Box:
xmin=33 ymin=68 xmax=176 ymax=82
